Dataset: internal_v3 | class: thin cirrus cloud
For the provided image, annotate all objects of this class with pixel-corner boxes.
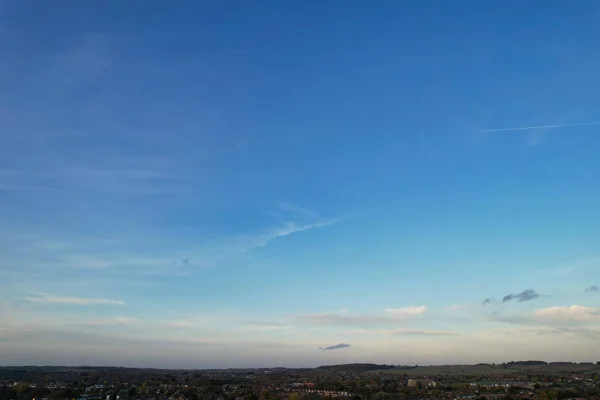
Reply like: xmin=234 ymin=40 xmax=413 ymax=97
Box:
xmin=384 ymin=306 xmax=427 ymax=318
xmin=183 ymin=215 xmax=341 ymax=271
xmin=480 ymin=121 xmax=600 ymax=133
xmin=535 ymin=305 xmax=600 ymax=323
xmin=0 ymin=159 xmax=192 ymax=197
xmin=492 ymin=305 xmax=600 ymax=327
xmin=382 ymin=328 xmax=459 ymax=337
xmin=0 ymin=206 xmax=340 ymax=279
xmin=300 ymin=312 xmax=389 ymax=327
xmin=300 ymin=306 xmax=427 ymax=328
xmin=84 ymin=317 xmax=137 ymax=326
xmin=24 ymin=293 xmax=125 ymax=306
xmin=242 ymin=219 xmax=341 ymax=250
xmin=244 ymin=324 xmax=294 ymax=332
xmin=479 ymin=118 xmax=600 ymax=146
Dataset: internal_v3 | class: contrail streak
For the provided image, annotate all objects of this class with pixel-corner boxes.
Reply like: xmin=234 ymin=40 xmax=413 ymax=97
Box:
xmin=481 ymin=121 xmax=600 ymax=133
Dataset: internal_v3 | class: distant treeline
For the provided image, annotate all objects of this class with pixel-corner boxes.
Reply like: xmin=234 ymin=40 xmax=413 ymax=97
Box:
xmin=505 ymin=361 xmax=548 ymax=367
xmin=315 ymin=363 xmax=396 ymax=372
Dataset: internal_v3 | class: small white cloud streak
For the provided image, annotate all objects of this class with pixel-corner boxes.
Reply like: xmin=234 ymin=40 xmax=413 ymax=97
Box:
xmin=385 ymin=306 xmax=427 ymax=318
xmin=24 ymin=293 xmax=125 ymax=306
xmin=248 ymin=219 xmax=340 ymax=249
xmin=84 ymin=317 xmax=137 ymax=326
xmin=245 ymin=325 xmax=294 ymax=332
xmin=480 ymin=121 xmax=600 ymax=133
xmin=382 ymin=328 xmax=459 ymax=336
xmin=0 ymin=156 xmax=193 ymax=197
xmin=299 ymin=306 xmax=427 ymax=327
xmin=535 ymin=305 xmax=600 ymax=322
xmin=164 ymin=317 xmax=210 ymax=329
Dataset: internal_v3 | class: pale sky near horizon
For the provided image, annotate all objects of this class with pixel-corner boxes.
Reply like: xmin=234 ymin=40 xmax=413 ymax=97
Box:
xmin=1 ymin=0 xmax=600 ymax=368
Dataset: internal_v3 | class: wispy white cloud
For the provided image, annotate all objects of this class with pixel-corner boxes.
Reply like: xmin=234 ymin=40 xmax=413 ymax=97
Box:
xmin=57 ymin=254 xmax=175 ymax=271
xmin=163 ymin=316 xmax=210 ymax=329
xmin=480 ymin=121 xmax=600 ymax=133
xmin=480 ymin=114 xmax=597 ymax=146
xmin=384 ymin=306 xmax=427 ymax=318
xmin=244 ymin=324 xmax=294 ymax=332
xmin=0 ymin=160 xmax=193 ymax=197
xmin=242 ymin=219 xmax=340 ymax=250
xmin=486 ymin=325 xmax=600 ymax=342
xmin=0 ymin=326 xmax=310 ymax=368
xmin=84 ymin=316 xmax=137 ymax=326
xmin=382 ymin=328 xmax=459 ymax=337
xmin=3 ymin=300 xmax=600 ymax=367
xmin=24 ymin=293 xmax=125 ymax=306
xmin=535 ymin=305 xmax=600 ymax=323
xmin=0 ymin=205 xmax=341 ymax=283
xmin=492 ymin=304 xmax=600 ymax=329
xmin=300 ymin=312 xmax=386 ymax=327
xmin=298 ymin=306 xmax=427 ymax=328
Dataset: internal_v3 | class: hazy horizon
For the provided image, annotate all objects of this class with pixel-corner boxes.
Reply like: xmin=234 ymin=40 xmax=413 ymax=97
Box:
xmin=2 ymin=360 xmax=599 ymax=371
xmin=1 ymin=0 xmax=600 ymax=368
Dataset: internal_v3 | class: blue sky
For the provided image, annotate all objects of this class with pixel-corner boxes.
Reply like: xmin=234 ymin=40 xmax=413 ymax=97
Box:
xmin=1 ymin=0 xmax=600 ymax=368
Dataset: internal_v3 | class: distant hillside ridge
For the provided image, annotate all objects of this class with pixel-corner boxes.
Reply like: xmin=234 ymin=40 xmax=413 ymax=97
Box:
xmin=316 ymin=363 xmax=395 ymax=372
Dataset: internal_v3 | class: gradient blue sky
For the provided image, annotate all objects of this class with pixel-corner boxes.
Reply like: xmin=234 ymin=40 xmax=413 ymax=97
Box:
xmin=1 ymin=0 xmax=600 ymax=368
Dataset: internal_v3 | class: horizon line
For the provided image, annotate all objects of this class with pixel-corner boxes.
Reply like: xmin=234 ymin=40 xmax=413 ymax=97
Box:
xmin=2 ymin=360 xmax=596 ymax=370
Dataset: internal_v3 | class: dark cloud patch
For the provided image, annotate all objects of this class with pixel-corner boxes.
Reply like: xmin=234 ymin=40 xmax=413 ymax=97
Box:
xmin=586 ymin=285 xmax=599 ymax=292
xmin=484 ymin=290 xmax=540 ymax=306
xmin=319 ymin=343 xmax=350 ymax=351
xmin=502 ymin=289 xmax=539 ymax=303
xmin=482 ymin=298 xmax=495 ymax=306
xmin=502 ymin=294 xmax=514 ymax=302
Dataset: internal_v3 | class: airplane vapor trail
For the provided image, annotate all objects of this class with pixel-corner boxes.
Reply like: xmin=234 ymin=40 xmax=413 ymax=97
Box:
xmin=481 ymin=121 xmax=600 ymax=133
